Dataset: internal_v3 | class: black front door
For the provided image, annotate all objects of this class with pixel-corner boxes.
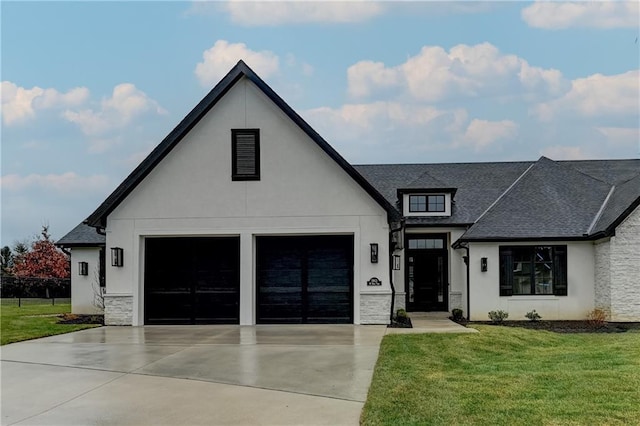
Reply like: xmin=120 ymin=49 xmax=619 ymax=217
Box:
xmin=406 ymin=235 xmax=448 ymax=311
xmin=144 ymin=237 xmax=240 ymax=324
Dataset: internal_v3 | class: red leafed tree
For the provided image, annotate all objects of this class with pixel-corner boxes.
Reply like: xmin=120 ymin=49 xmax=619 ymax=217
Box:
xmin=12 ymin=226 xmax=70 ymax=279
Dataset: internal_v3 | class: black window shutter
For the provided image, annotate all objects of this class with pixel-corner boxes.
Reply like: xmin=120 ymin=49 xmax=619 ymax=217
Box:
xmin=553 ymin=247 xmax=568 ymax=296
xmin=499 ymin=249 xmax=513 ymax=296
xmin=232 ymin=129 xmax=260 ymax=180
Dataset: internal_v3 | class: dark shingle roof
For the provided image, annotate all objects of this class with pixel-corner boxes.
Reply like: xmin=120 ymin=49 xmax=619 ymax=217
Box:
xmin=460 ymin=157 xmax=612 ymax=240
xmin=592 ymin=172 xmax=640 ymax=235
xmin=356 ymin=157 xmax=639 ymax=241
xmin=354 ymin=161 xmax=531 ymax=225
xmin=56 ymin=223 xmax=105 ymax=247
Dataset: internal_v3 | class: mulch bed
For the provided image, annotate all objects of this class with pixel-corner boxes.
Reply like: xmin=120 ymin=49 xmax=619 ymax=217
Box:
xmin=388 ymin=317 xmax=413 ymax=328
xmin=453 ymin=318 xmax=640 ymax=333
xmin=58 ymin=313 xmax=104 ymax=325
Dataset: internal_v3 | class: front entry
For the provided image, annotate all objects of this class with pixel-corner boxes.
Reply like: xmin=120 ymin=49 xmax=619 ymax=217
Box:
xmin=406 ymin=235 xmax=448 ymax=311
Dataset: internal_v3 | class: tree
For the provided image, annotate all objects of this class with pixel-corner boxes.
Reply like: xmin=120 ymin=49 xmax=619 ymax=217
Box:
xmin=1 ymin=246 xmax=13 ymax=274
xmin=12 ymin=225 xmax=70 ymax=279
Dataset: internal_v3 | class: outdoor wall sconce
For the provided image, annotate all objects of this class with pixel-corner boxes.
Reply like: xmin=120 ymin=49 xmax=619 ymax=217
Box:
xmin=393 ymin=255 xmax=401 ymax=270
xmin=370 ymin=243 xmax=378 ymax=263
xmin=111 ymin=247 xmax=124 ymax=267
xmin=481 ymin=257 xmax=488 ymax=272
xmin=78 ymin=261 xmax=88 ymax=276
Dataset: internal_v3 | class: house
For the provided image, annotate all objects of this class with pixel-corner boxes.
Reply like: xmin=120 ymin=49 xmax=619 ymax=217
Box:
xmin=57 ymin=61 xmax=640 ymax=325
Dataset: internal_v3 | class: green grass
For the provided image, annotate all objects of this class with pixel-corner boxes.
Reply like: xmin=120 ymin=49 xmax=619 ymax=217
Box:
xmin=1 ymin=302 xmax=99 ymax=345
xmin=362 ymin=325 xmax=640 ymax=425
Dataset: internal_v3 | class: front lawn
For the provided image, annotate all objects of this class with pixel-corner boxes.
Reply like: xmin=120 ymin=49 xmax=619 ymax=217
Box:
xmin=362 ymin=325 xmax=640 ymax=425
xmin=1 ymin=301 xmax=99 ymax=345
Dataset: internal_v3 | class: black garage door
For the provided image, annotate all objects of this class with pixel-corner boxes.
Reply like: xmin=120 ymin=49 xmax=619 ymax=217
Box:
xmin=256 ymin=235 xmax=353 ymax=324
xmin=145 ymin=237 xmax=239 ymax=324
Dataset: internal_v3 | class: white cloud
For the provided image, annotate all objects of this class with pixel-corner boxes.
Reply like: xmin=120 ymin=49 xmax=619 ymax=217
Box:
xmin=540 ymin=146 xmax=589 ymax=160
xmin=195 ymin=40 xmax=280 ymax=87
xmin=218 ymin=0 xmax=384 ymax=26
xmin=596 ymin=127 xmax=640 ymax=149
xmin=522 ymin=1 xmax=640 ymax=29
xmin=304 ymin=101 xmax=518 ymax=161
xmin=1 ymin=81 xmax=89 ymax=125
xmin=63 ymin=83 xmax=166 ymax=136
xmin=460 ymin=119 xmax=518 ymax=151
xmin=1 ymin=172 xmax=110 ymax=194
xmin=347 ymin=42 xmax=568 ymax=102
xmin=532 ymin=70 xmax=639 ymax=121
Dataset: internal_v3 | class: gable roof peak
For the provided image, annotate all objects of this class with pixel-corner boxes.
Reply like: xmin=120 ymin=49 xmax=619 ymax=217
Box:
xmin=85 ymin=61 xmax=399 ymax=228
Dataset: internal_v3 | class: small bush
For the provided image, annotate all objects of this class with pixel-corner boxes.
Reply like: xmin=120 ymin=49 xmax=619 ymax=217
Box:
xmin=390 ymin=309 xmax=412 ymax=328
xmin=586 ymin=308 xmax=607 ymax=329
xmin=488 ymin=310 xmax=509 ymax=324
xmin=451 ymin=308 xmax=464 ymax=322
xmin=525 ymin=310 xmax=541 ymax=322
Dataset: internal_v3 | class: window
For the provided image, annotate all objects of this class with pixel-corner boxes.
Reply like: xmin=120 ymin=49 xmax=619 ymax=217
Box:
xmin=232 ymin=129 xmax=260 ymax=180
xmin=409 ymin=195 xmax=445 ymax=212
xmin=499 ymin=246 xmax=567 ymax=296
xmin=408 ymin=238 xmax=444 ymax=250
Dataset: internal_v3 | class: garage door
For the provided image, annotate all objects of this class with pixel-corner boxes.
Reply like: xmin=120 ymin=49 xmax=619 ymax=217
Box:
xmin=256 ymin=235 xmax=353 ymax=324
xmin=145 ymin=237 xmax=239 ymax=324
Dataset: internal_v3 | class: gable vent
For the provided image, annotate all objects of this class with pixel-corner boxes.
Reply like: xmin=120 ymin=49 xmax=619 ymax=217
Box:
xmin=232 ymin=129 xmax=260 ymax=180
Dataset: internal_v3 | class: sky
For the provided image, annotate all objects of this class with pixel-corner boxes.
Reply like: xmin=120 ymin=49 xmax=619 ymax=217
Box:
xmin=1 ymin=0 xmax=639 ymax=247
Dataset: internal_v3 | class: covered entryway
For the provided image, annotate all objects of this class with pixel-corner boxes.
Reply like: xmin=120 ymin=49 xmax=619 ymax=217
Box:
xmin=256 ymin=235 xmax=354 ymax=324
xmin=406 ymin=234 xmax=448 ymax=311
xmin=144 ymin=237 xmax=240 ymax=324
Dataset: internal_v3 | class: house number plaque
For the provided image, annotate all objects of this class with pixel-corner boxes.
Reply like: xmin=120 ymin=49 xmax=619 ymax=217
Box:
xmin=367 ymin=277 xmax=382 ymax=286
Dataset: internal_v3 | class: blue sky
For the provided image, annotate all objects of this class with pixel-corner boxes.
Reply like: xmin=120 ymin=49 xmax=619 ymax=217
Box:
xmin=2 ymin=1 xmax=639 ymax=246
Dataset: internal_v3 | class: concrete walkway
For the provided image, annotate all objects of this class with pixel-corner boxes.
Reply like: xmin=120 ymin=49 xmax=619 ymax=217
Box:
xmin=385 ymin=312 xmax=479 ymax=335
xmin=1 ymin=325 xmax=386 ymax=426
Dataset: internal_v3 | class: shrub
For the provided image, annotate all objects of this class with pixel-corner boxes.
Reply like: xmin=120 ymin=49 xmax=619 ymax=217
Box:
xmin=451 ymin=308 xmax=464 ymax=322
xmin=390 ymin=309 xmax=412 ymax=328
xmin=586 ymin=308 xmax=607 ymax=329
xmin=525 ymin=310 xmax=541 ymax=322
xmin=488 ymin=310 xmax=509 ymax=324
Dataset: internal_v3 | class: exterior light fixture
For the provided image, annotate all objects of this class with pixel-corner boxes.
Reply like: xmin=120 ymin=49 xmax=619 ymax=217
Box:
xmin=79 ymin=261 xmax=89 ymax=276
xmin=370 ymin=243 xmax=379 ymax=263
xmin=481 ymin=257 xmax=488 ymax=272
xmin=393 ymin=255 xmax=401 ymax=270
xmin=111 ymin=247 xmax=124 ymax=267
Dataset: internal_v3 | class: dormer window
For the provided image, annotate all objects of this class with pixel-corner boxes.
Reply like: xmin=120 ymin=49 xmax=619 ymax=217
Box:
xmin=409 ymin=195 xmax=445 ymax=213
xmin=400 ymin=190 xmax=454 ymax=217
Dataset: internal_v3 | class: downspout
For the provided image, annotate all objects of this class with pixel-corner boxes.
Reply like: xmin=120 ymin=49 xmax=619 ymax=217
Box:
xmin=388 ymin=219 xmax=405 ymax=322
xmin=463 ymin=244 xmax=470 ymax=321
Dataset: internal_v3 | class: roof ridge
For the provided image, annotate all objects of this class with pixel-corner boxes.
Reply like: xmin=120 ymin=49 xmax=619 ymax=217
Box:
xmin=404 ymin=169 xmax=449 ymax=188
xmin=586 ymin=185 xmax=615 ymax=236
xmin=553 ymin=157 xmax=612 ymax=185
xmin=470 ymin=162 xmax=536 ymax=224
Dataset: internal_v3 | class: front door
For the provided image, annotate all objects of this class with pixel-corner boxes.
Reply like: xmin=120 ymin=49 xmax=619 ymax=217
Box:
xmin=406 ymin=235 xmax=448 ymax=311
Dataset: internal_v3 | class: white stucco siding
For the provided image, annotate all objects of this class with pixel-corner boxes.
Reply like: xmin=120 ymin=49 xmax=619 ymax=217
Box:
xmin=609 ymin=205 xmax=640 ymax=321
xmin=104 ymin=77 xmax=390 ymax=325
xmin=468 ymin=241 xmax=595 ymax=321
xmin=70 ymin=247 xmax=103 ymax=315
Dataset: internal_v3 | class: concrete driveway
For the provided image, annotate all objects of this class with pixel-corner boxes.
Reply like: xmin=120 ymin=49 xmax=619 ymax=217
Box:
xmin=1 ymin=325 xmax=386 ymax=425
